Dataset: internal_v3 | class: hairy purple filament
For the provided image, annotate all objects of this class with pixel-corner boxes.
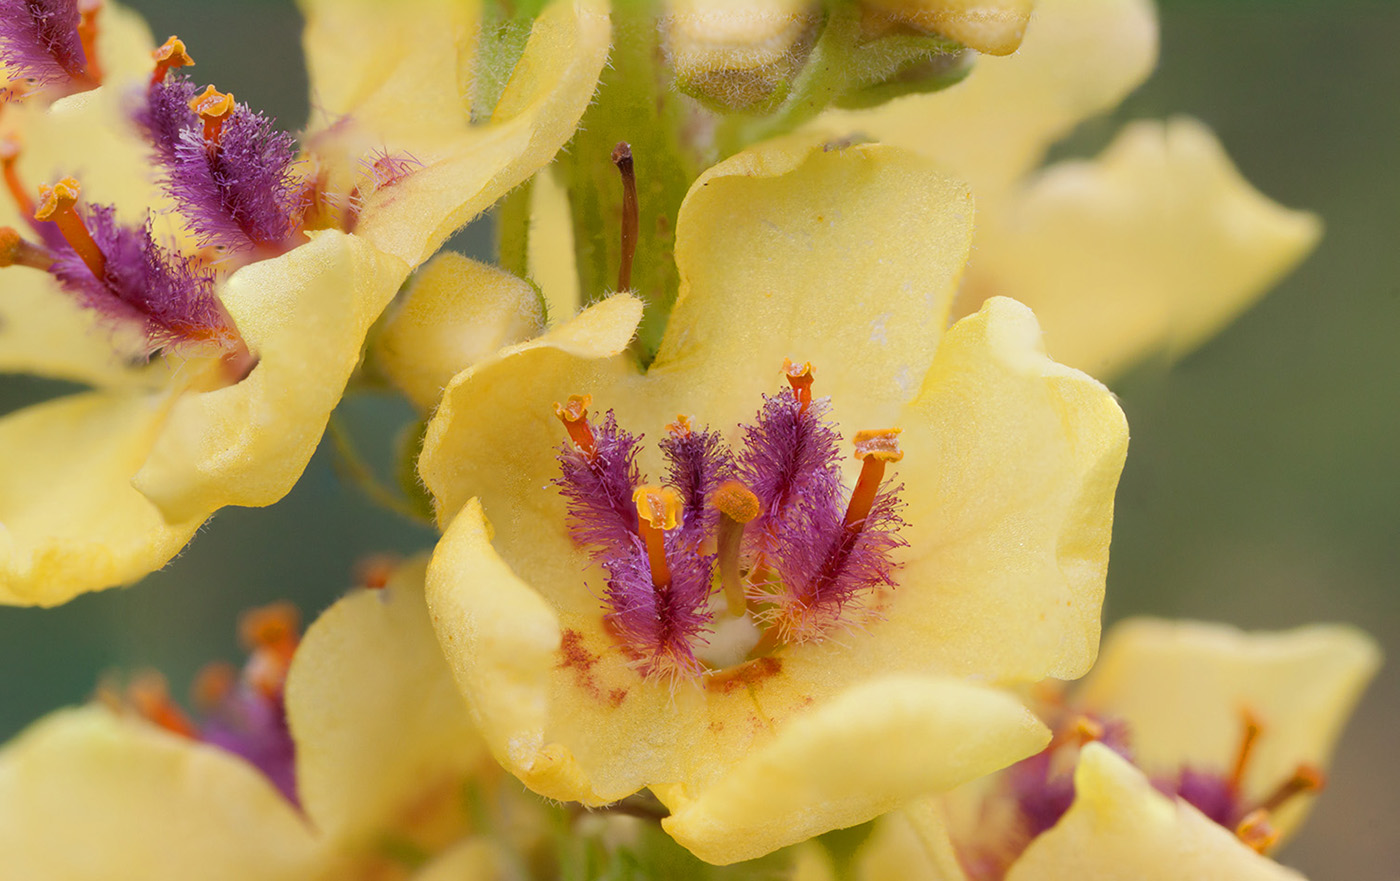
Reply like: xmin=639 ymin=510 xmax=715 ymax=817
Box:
xmin=135 ymin=78 xmax=306 ymax=254
xmin=47 ymin=204 xmax=228 ymax=357
xmin=168 ymin=106 xmax=306 ymax=253
xmin=199 ymin=687 xmax=298 ymax=805
xmin=660 ymin=422 xmax=734 ymax=548
xmin=0 ymin=0 xmax=86 ymax=88
xmin=553 ymin=379 xmax=907 ymax=679
xmin=553 ymin=412 xmax=642 ymax=552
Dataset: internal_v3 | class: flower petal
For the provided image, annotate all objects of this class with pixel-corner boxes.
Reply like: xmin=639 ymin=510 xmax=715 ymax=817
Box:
xmin=0 ymin=391 xmax=203 ymax=606
xmin=1076 ymin=618 xmax=1380 ymax=840
xmin=0 ymin=707 xmax=318 ymax=881
xmin=132 ymin=230 xmax=408 ymax=523
xmin=650 ymin=135 xmax=973 ymax=436
xmin=1006 ymin=743 xmax=1308 ymax=881
xmin=301 ymin=0 xmax=611 ymax=267
xmin=410 ymin=840 xmax=513 ymax=881
xmin=787 ymin=296 xmax=1127 ymax=686
xmin=657 ymin=676 xmax=1049 ymax=864
xmin=374 ymin=252 xmax=544 ymax=413
xmin=859 ymin=0 xmax=1033 ymax=56
xmin=965 ymin=118 xmax=1323 ymax=376
xmin=815 ymin=0 xmax=1157 ymax=206
xmin=286 ymin=557 xmax=488 ymax=851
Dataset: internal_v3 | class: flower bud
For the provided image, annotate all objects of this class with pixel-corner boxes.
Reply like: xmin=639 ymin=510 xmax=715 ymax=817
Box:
xmin=662 ymin=0 xmax=821 ymax=111
xmin=858 ymin=0 xmax=1033 ymax=56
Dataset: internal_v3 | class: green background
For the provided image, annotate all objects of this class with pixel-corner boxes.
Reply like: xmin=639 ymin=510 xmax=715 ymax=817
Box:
xmin=1 ymin=1 xmax=1396 ymax=877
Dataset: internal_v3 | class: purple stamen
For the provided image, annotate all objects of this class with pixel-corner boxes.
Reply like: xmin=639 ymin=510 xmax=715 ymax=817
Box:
xmin=132 ymin=73 xmax=198 ymax=165
xmin=0 ymin=0 xmax=86 ymax=89
xmin=737 ymin=392 xmax=844 ymax=549
xmin=199 ymin=687 xmax=298 ymax=805
xmin=47 ymin=204 xmax=229 ymax=357
xmin=163 ymin=103 xmax=306 ymax=253
xmin=554 ymin=411 xmax=643 ymax=552
xmin=660 ymin=420 xmax=734 ymax=547
xmin=603 ymin=534 xmax=713 ymax=679
xmin=1157 ymin=767 xmax=1240 ymax=827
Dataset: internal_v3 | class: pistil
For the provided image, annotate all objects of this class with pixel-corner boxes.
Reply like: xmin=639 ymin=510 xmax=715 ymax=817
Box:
xmin=1228 ymin=708 xmax=1263 ymax=792
xmin=34 ymin=177 xmax=104 ymax=279
xmin=76 ymin=0 xmax=103 ymax=84
xmin=149 ymin=34 xmax=194 ymax=86
xmin=1 ymin=137 xmax=35 ymax=220
xmin=612 ymin=141 xmax=638 ymax=291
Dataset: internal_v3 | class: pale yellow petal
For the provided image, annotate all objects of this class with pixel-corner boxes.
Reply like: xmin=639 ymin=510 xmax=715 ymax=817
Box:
xmin=774 ymin=296 xmax=1127 ymax=688
xmin=133 ymin=230 xmax=408 ymax=523
xmin=374 ymin=252 xmax=544 ymax=413
xmin=419 ymin=292 xmax=641 ymax=547
xmin=0 ymin=707 xmax=318 ymax=881
xmin=287 ymin=557 xmax=486 ymax=850
xmin=1077 ymin=618 xmax=1380 ymax=840
xmin=658 ymin=677 xmax=1049 ymax=864
xmin=650 ymin=135 xmax=972 ymax=438
xmin=527 ymin=165 xmax=580 ymax=322
xmin=0 ymin=391 xmax=203 ymax=606
xmin=303 ymin=0 xmax=611 ymax=267
xmin=1006 ymin=743 xmax=1308 ymax=881
xmin=93 ymin=1 xmax=158 ymax=80
xmin=790 ymin=840 xmax=839 ymax=881
xmin=967 ymin=117 xmax=1323 ymax=377
xmin=817 ymin=0 xmax=1157 ymax=206
xmin=859 ymin=0 xmax=1032 ymax=55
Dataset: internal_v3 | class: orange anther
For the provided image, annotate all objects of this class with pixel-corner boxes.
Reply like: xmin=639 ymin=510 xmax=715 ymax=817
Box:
xmin=554 ymin=394 xmax=597 ymax=458
xmin=666 ymin=414 xmax=694 ymax=438
xmin=1234 ymin=809 xmax=1279 ymax=854
xmin=853 ymin=428 xmax=904 ymax=462
xmin=783 ymin=358 xmax=814 ymax=412
xmin=0 ymin=226 xmax=53 ymax=270
xmin=150 ymin=35 xmax=194 ymax=86
xmin=634 ymin=486 xmax=682 ymax=590
xmin=353 ymin=553 xmax=401 ymax=590
xmin=189 ymin=85 xmax=235 ymax=149
xmin=844 ymin=428 xmax=902 ymax=530
xmin=1230 ymin=707 xmax=1265 ymax=791
xmin=238 ymin=601 xmax=301 ymax=656
xmin=713 ymin=479 xmax=760 ymax=525
xmin=35 ymin=178 xmax=105 ymax=279
xmin=192 ymin=661 xmax=237 ymax=710
xmin=1256 ymin=763 xmax=1326 ymax=814
xmin=1071 ymin=715 xmax=1104 ymax=745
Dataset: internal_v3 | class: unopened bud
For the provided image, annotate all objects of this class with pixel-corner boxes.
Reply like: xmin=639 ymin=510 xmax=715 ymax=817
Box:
xmin=663 ymin=0 xmax=820 ymax=111
xmin=858 ymin=0 xmax=1032 ymax=56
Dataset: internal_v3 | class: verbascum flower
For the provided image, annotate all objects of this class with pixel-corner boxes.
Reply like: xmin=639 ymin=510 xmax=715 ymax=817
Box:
xmin=0 ymin=559 xmax=521 ymax=880
xmin=0 ymin=0 xmax=610 ymax=604
xmin=417 ymin=134 xmax=1129 ymax=864
xmin=816 ymin=0 xmax=1322 ymax=378
xmin=854 ymin=619 xmax=1380 ymax=880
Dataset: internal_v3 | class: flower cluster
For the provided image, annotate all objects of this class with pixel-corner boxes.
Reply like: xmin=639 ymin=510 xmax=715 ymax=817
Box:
xmin=0 ymin=1 xmax=1380 ymax=880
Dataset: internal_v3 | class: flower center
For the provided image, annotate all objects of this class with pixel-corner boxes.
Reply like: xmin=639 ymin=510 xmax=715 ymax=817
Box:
xmin=552 ymin=362 xmax=907 ymax=681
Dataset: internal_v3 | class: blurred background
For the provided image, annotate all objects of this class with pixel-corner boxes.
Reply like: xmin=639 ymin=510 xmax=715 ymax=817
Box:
xmin=0 ymin=0 xmax=1396 ymax=876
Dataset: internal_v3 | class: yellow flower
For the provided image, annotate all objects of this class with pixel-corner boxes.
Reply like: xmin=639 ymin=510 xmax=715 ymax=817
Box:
xmin=417 ymin=134 xmax=1129 ymax=864
xmin=815 ymin=0 xmax=1322 ymax=378
xmin=854 ymin=618 xmax=1380 ymax=880
xmin=0 ymin=559 xmax=515 ymax=880
xmin=0 ymin=0 xmax=610 ymax=604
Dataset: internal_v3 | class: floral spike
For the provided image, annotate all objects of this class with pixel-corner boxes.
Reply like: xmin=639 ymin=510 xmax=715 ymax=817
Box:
xmin=0 ymin=0 xmax=93 ymax=90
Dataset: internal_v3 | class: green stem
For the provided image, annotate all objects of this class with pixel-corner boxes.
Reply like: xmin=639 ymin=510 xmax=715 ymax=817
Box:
xmin=327 ymin=414 xmax=433 ymax=524
xmin=559 ymin=3 xmax=696 ymax=366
